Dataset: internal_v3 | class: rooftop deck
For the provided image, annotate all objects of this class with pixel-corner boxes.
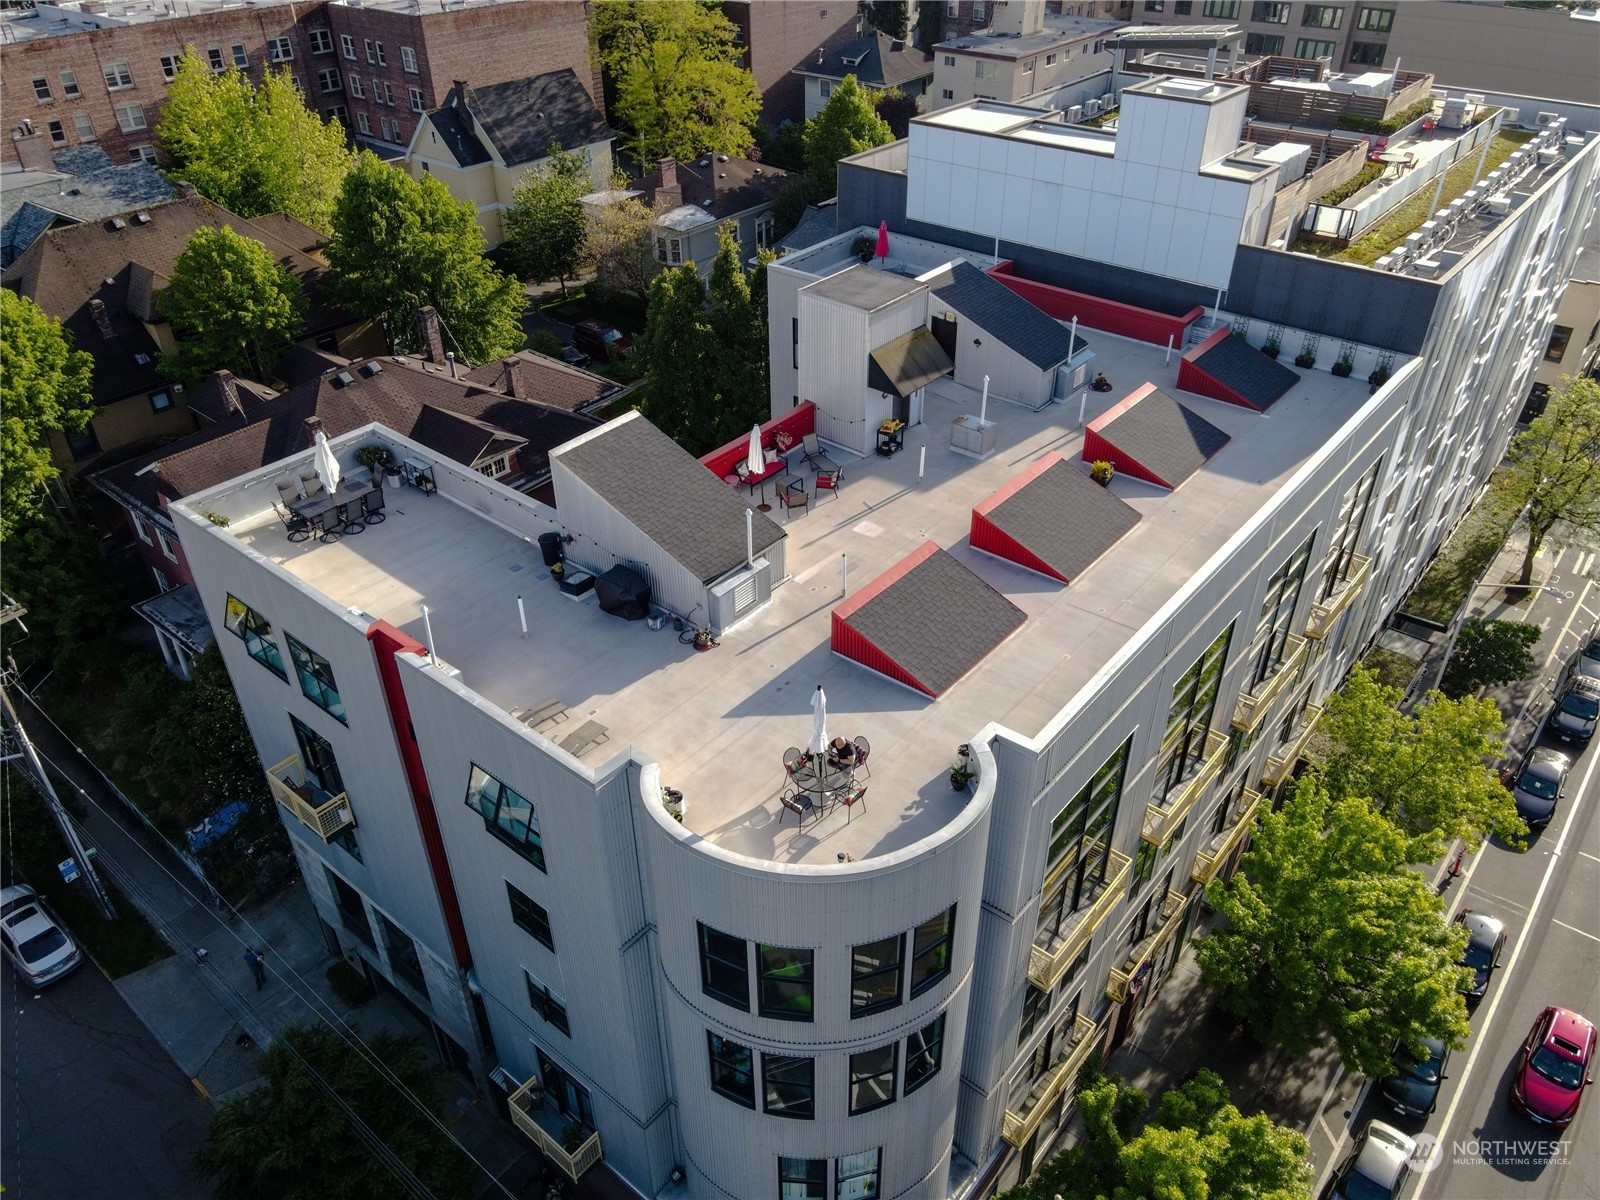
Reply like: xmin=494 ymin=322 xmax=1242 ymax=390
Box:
xmin=225 ymin=331 xmax=1371 ymax=867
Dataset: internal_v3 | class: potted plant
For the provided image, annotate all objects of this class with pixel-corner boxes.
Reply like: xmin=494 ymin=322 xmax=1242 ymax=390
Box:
xmin=1090 ymin=460 xmax=1115 ymax=487
xmin=1262 ymin=336 xmax=1281 ymax=359
xmin=1332 ymin=352 xmax=1354 ymax=378
xmin=354 ymin=443 xmax=393 ymax=485
xmin=950 ymin=759 xmax=975 ymax=792
xmin=1368 ymin=364 xmax=1390 ymax=387
xmin=561 ymin=1121 xmax=589 ymax=1153
xmin=662 ymin=787 xmax=684 ymax=821
xmin=1295 ymin=348 xmax=1317 ymax=368
xmin=851 ymin=235 xmax=875 ymax=262
xmin=550 ymin=560 xmax=565 ymax=580
xmin=1090 ymin=372 xmax=1113 ymax=392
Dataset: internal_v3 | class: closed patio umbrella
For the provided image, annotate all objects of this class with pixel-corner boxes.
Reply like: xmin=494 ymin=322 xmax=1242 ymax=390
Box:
xmin=746 ymin=424 xmax=765 ymax=478
xmin=810 ymin=685 xmax=828 ymax=757
xmin=875 ymin=220 xmax=889 ymax=260
xmin=314 ymin=429 xmax=341 ymax=495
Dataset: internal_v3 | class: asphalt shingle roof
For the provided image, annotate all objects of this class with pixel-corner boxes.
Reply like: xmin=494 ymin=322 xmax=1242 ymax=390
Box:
xmin=794 ymin=31 xmax=935 ymax=91
xmin=632 ymin=155 xmax=789 ymax=223
xmin=552 ymin=414 xmax=784 ymax=585
xmin=1191 ymin=334 xmax=1298 ymax=411
xmin=776 ymin=202 xmax=838 ymax=254
xmin=463 ymin=351 xmax=621 ymax=414
xmin=465 ymin=69 xmax=612 ymax=167
xmin=1092 ymin=387 xmax=1229 ymax=490
xmin=930 ymin=261 xmax=1089 ymax=370
xmin=840 ymin=546 xmax=1026 ymax=697
xmin=427 ymin=106 xmax=491 ymax=168
xmin=0 ymin=149 xmax=174 ymax=269
xmin=984 ymin=458 xmax=1140 ymax=582
xmin=869 ymin=327 xmax=953 ymax=398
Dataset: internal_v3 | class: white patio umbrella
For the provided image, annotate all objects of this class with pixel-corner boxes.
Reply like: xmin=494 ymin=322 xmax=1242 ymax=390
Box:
xmin=745 ymin=424 xmax=765 ymax=478
xmin=314 ymin=429 xmax=341 ymax=495
xmin=810 ymin=685 xmax=828 ymax=757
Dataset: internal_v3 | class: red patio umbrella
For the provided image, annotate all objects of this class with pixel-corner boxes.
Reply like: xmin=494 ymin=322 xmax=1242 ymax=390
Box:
xmin=875 ymin=220 xmax=889 ymax=259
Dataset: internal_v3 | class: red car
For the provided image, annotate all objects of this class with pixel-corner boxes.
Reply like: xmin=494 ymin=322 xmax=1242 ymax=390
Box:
xmin=1510 ymin=1006 xmax=1596 ymax=1128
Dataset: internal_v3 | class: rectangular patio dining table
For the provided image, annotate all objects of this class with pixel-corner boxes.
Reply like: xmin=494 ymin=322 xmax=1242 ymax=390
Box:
xmin=291 ymin=480 xmax=376 ymax=533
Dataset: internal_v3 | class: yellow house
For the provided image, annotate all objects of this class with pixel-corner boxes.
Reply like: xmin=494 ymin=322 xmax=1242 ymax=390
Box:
xmin=405 ymin=69 xmax=614 ymax=247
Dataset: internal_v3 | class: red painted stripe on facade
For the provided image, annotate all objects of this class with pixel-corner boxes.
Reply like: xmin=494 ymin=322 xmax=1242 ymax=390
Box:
xmin=698 ymin=401 xmax=818 ymax=479
xmin=969 ymin=510 xmax=1070 ymax=583
xmin=366 ymin=620 xmax=473 ymax=971
xmin=971 ymin=453 xmax=1062 ymax=519
xmin=985 ymin=261 xmax=1204 ymax=346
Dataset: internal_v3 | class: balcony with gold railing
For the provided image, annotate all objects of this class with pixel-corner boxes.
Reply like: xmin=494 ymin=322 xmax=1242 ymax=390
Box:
xmin=266 ymin=754 xmax=354 ymax=841
xmin=1106 ymin=889 xmax=1189 ymax=1004
xmin=1028 ymin=849 xmax=1132 ymax=991
xmin=1232 ymin=634 xmax=1309 ymax=733
xmin=1261 ymin=704 xmax=1322 ymax=788
xmin=1001 ymin=1014 xmax=1099 ymax=1148
xmin=1305 ymin=554 xmax=1371 ymax=640
xmin=1142 ymin=730 xmax=1229 ymax=845
xmin=1191 ymin=790 xmax=1263 ymax=886
xmin=508 ymin=1076 xmax=604 ymax=1180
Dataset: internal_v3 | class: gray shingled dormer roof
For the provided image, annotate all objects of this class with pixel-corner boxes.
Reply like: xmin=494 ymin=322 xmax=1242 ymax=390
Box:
xmin=929 ymin=261 xmax=1090 ymax=370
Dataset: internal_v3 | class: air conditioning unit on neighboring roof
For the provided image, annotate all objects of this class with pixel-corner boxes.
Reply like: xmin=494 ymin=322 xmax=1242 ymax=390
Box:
xmin=1084 ymin=98 xmax=1102 ymax=117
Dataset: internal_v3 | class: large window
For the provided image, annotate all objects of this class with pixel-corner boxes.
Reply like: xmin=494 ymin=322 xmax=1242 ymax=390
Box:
xmin=285 ymin=633 xmax=346 ymax=723
xmin=837 ymin=1149 xmax=881 ymax=1200
xmin=1321 ymin=461 xmax=1379 ymax=599
xmin=291 ymin=714 xmax=344 ymax=797
xmin=1301 ymin=5 xmax=1343 ymax=28
xmin=224 ymin=594 xmax=287 ymax=678
xmin=465 ymin=765 xmax=545 ymax=869
xmin=309 ymin=27 xmax=333 ymax=53
xmin=1545 ymin=324 xmax=1574 ymax=362
xmin=102 ymin=61 xmax=133 ymax=89
xmin=1348 ymin=41 xmax=1386 ymax=66
xmin=851 ymin=934 xmax=904 ymax=1016
xmin=762 ymin=1053 xmax=815 ymax=1119
xmin=525 ymin=972 xmax=569 ymax=1036
xmin=698 ymin=923 xmax=749 ymax=1010
xmin=1201 ymin=1 xmax=1239 ymax=16
xmin=780 ymin=1157 xmax=827 ymax=1199
xmin=1246 ymin=32 xmax=1284 ymax=54
xmin=1295 ymin=38 xmax=1337 ymax=58
xmin=707 ymin=1032 xmax=755 ymax=1107
xmin=507 ymin=881 xmax=554 ymax=950
xmin=1041 ymin=740 xmax=1127 ymax=938
xmin=849 ymin=1043 xmax=897 ymax=1114
xmin=1247 ymin=536 xmax=1313 ymax=686
xmin=975 ymin=60 xmax=999 ymax=81
xmin=905 ymin=1012 xmax=946 ymax=1094
xmin=1357 ymin=6 xmax=1393 ymax=32
xmin=327 ymin=867 xmax=374 ymax=949
xmin=1155 ymin=627 xmax=1231 ymax=803
xmin=1251 ymin=1 xmax=1289 ymax=21
xmin=378 ymin=910 xmax=428 ymax=998
xmin=910 ymin=906 xmax=956 ymax=997
xmin=1020 ymin=983 xmax=1051 ymax=1043
xmin=758 ymin=945 xmax=814 ymax=1021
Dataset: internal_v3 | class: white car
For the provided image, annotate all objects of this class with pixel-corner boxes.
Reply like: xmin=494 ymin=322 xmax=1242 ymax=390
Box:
xmin=1332 ymin=1119 xmax=1415 ymax=1200
xmin=0 ymin=885 xmax=82 ymax=987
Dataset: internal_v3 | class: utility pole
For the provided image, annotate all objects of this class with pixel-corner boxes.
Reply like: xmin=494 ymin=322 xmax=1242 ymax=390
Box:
xmin=0 ymin=608 xmax=117 ymax=920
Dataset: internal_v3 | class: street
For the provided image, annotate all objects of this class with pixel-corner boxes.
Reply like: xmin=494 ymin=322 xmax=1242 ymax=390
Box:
xmin=0 ymin=957 xmax=213 ymax=1200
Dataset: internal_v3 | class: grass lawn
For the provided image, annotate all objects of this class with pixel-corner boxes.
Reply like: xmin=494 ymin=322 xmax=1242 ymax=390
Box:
xmin=3 ymin=771 xmax=172 ymax=978
xmin=1363 ymin=647 xmax=1422 ymax=693
xmin=1297 ymin=130 xmax=1534 ymax=266
xmin=1402 ymin=469 xmax=1517 ymax=625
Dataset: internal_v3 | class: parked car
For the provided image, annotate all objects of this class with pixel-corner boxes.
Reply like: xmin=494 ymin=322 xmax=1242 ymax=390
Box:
xmin=1570 ymin=634 xmax=1600 ymax=682
xmin=1547 ymin=675 xmax=1600 ymax=746
xmin=1454 ymin=909 xmax=1507 ymax=1001
xmin=0 ymin=884 xmax=82 ymax=987
xmin=1509 ymin=745 xmax=1569 ymax=829
xmin=1331 ymin=1120 xmax=1415 ymax=1200
xmin=571 ymin=319 xmax=633 ymax=361
xmin=1510 ymin=1006 xmax=1596 ymax=1129
xmin=558 ymin=343 xmax=590 ymax=368
xmin=1379 ymin=1036 xmax=1450 ymax=1117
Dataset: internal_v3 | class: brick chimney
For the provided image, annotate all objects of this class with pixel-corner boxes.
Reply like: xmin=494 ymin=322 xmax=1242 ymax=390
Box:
xmin=212 ymin=368 xmax=243 ymax=418
xmin=303 ymin=415 xmax=324 ymax=446
xmin=419 ymin=305 xmax=445 ymax=363
xmin=10 ymin=121 xmax=53 ymax=172
xmin=500 ymin=358 xmax=518 ymax=397
xmin=174 ymin=180 xmax=198 ymax=199
xmin=655 ymin=157 xmax=682 ymax=212
xmin=88 ymin=298 xmax=116 ymax=339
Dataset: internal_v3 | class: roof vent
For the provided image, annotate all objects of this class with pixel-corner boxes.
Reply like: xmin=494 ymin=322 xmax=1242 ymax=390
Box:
xmin=110 ymin=217 xmax=126 ymax=230
xmin=702 ymin=199 xmax=713 ymax=208
xmin=699 ymin=158 xmax=710 ymax=167
xmin=717 ymin=154 xmax=729 ymax=162
xmin=359 ymin=360 xmax=383 ymax=377
xmin=133 ymin=210 xmax=150 ymax=224
xmin=332 ymin=371 xmax=355 ymax=388
xmin=133 ymin=353 xmax=151 ymax=364
xmin=719 ymin=172 xmax=726 ymax=178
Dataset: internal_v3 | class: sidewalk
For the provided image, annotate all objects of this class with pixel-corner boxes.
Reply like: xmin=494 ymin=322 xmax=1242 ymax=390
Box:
xmin=10 ymin=685 xmax=613 ymax=1200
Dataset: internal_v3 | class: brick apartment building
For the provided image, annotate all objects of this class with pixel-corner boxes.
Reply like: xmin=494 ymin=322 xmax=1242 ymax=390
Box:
xmin=2 ymin=0 xmax=600 ymax=166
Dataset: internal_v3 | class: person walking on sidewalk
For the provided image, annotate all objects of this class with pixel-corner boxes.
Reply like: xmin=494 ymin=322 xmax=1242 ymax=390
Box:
xmin=244 ymin=947 xmax=266 ymax=990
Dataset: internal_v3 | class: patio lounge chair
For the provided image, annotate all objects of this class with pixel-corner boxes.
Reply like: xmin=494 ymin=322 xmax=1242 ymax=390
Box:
xmin=801 ymin=434 xmax=838 ymax=473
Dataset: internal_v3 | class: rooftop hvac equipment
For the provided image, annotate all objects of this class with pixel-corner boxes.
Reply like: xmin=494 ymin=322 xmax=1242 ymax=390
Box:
xmin=1539 ymin=146 xmax=1560 ymax=164
xmin=1067 ymin=104 xmax=1083 ymax=123
xmin=1375 ymin=254 xmax=1397 ymax=270
xmin=1464 ymin=93 xmax=1486 ymax=106
xmin=1084 ymin=98 xmax=1102 ymax=117
xmin=1100 ymin=92 xmax=1114 ymax=108
xmin=1501 ymin=108 xmax=1520 ymax=127
xmin=1414 ymin=258 xmax=1443 ymax=279
xmin=1439 ymin=97 xmax=1469 ymax=130
xmin=1537 ymin=111 xmax=1558 ymax=126
xmin=1488 ymin=194 xmax=1511 ymax=216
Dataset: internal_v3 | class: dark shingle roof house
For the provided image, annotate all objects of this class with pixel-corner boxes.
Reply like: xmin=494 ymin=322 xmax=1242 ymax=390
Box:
xmin=792 ymin=31 xmax=936 ymax=93
xmin=463 ymin=351 xmax=623 ymax=415
xmin=429 ymin=69 xmax=612 ymax=169
xmin=632 ymin=154 xmax=790 ymax=225
xmin=929 ymin=261 xmax=1090 ymax=370
xmin=0 ymin=147 xmax=174 ymax=269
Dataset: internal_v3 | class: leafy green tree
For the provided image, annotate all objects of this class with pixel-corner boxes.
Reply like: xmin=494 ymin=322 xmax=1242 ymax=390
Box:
xmin=875 ymin=87 xmax=920 ymax=139
xmin=770 ymin=174 xmax=828 ymax=242
xmin=145 ymin=643 xmax=272 ymax=827
xmin=1441 ymin=618 xmax=1541 ymax=698
xmin=327 ymin=153 xmax=525 ymax=365
xmin=0 ymin=290 xmax=96 ymax=538
xmin=0 ymin=506 xmax=119 ymax=671
xmin=706 ymin=223 xmax=772 ymax=446
xmin=915 ymin=0 xmax=945 ymax=50
xmin=503 ymin=142 xmax=591 ymax=297
xmin=1498 ymin=375 xmax=1600 ymax=587
xmin=595 ymin=0 xmax=761 ymax=163
xmin=864 ymin=0 xmax=910 ymax=38
xmin=585 ymin=194 xmax=657 ymax=301
xmin=804 ymin=75 xmax=893 ymax=195
xmin=752 ymin=119 xmax=807 ymax=172
xmin=193 ymin=1024 xmax=471 ymax=1200
xmin=1195 ymin=778 xmax=1472 ymax=1078
xmin=156 ymin=50 xmax=352 ymax=233
xmin=528 ymin=330 xmax=564 ymax=358
xmin=1317 ymin=665 xmax=1525 ymax=853
xmin=638 ymin=264 xmax=716 ymax=448
xmin=157 ymin=225 xmax=306 ymax=383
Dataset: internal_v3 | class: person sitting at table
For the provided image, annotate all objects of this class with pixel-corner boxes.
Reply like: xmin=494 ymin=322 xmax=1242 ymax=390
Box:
xmin=827 ymin=737 xmax=856 ymax=768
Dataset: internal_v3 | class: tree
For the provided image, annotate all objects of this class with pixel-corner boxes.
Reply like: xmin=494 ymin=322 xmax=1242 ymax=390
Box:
xmin=0 ymin=290 xmax=96 ymax=538
xmin=193 ymin=1024 xmax=471 ymax=1200
xmin=594 ymin=0 xmax=761 ymax=163
xmin=864 ymin=0 xmax=910 ymax=39
xmin=770 ymin=173 xmax=827 ymax=243
xmin=1317 ymin=665 xmax=1526 ymax=853
xmin=706 ymin=222 xmax=772 ymax=446
xmin=1195 ymin=778 xmax=1472 ymax=1078
xmin=915 ymin=0 xmax=945 ymax=50
xmin=326 ymin=153 xmax=525 ymax=365
xmin=585 ymin=194 xmax=657 ymax=302
xmin=1497 ymin=376 xmax=1600 ymax=587
xmin=638 ymin=264 xmax=716 ymax=448
xmin=503 ymin=142 xmax=591 ymax=297
xmin=874 ymin=87 xmax=920 ymax=139
xmin=157 ymin=225 xmax=306 ymax=383
xmin=0 ymin=506 xmax=119 ymax=671
xmin=156 ymin=50 xmax=351 ymax=233
xmin=1441 ymin=618 xmax=1541 ymax=698
xmin=804 ymin=75 xmax=893 ymax=195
